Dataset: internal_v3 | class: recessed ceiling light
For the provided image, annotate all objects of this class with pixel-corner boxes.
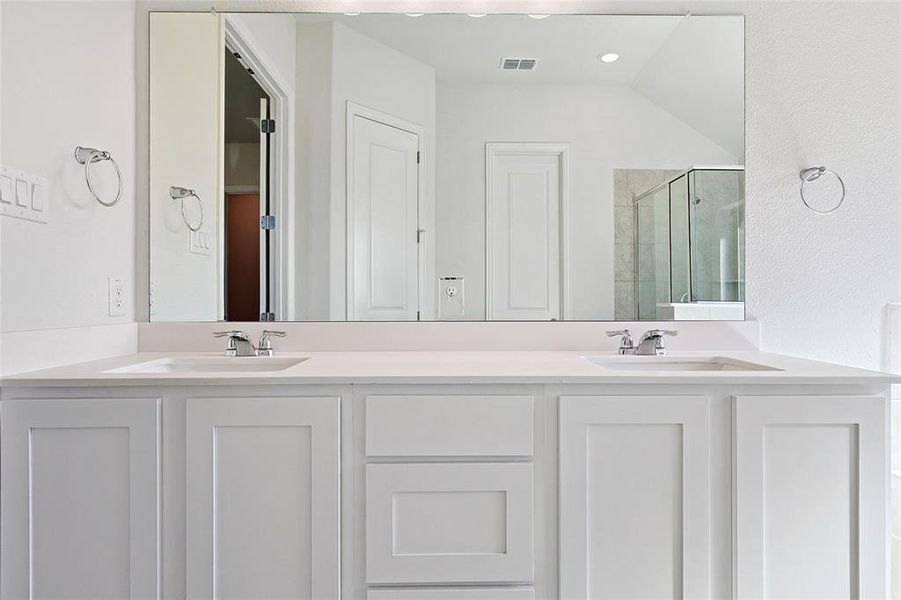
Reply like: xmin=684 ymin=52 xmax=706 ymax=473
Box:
xmin=467 ymin=13 xmax=487 ymax=17
xmin=405 ymin=13 xmax=425 ymax=17
xmin=343 ymin=12 xmax=360 ymax=16
xmin=599 ymin=52 xmax=620 ymax=63
xmin=528 ymin=14 xmax=550 ymax=19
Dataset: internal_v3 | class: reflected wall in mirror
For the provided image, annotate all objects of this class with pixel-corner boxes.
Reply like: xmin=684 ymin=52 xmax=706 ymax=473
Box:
xmin=149 ymin=12 xmax=745 ymax=322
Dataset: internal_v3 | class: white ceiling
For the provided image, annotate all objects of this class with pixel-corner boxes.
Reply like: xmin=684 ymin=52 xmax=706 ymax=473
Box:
xmin=298 ymin=13 xmax=684 ymax=85
xmin=295 ymin=13 xmax=744 ymax=155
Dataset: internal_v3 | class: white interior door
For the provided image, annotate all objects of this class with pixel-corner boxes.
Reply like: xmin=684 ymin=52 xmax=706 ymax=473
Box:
xmin=486 ymin=144 xmax=568 ymax=320
xmin=349 ymin=115 xmax=420 ymax=321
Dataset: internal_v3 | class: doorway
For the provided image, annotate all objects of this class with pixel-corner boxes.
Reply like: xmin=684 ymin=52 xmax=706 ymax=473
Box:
xmin=223 ymin=48 xmax=271 ymax=321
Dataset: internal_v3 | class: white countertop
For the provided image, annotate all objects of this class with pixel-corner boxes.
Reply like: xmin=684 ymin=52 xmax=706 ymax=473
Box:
xmin=1 ymin=350 xmax=897 ymax=387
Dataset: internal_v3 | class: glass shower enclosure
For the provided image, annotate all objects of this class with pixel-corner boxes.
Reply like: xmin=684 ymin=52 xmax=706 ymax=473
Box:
xmin=634 ymin=167 xmax=745 ymax=320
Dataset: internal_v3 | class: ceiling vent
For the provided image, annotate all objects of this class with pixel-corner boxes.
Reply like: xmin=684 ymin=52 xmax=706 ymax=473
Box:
xmin=500 ymin=57 xmax=538 ymax=71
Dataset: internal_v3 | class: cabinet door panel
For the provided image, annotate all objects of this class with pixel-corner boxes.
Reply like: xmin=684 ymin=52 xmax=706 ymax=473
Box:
xmin=0 ymin=398 xmax=160 ymax=600
xmin=186 ymin=397 xmax=340 ymax=600
xmin=367 ymin=463 xmax=533 ymax=584
xmin=559 ymin=395 xmax=709 ymax=600
xmin=733 ymin=395 xmax=887 ymax=599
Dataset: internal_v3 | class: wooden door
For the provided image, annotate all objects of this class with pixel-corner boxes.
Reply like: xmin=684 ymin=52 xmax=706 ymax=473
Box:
xmin=559 ymin=395 xmax=710 ymax=599
xmin=1 ymin=398 xmax=160 ymax=599
xmin=486 ymin=144 xmax=568 ymax=320
xmin=349 ymin=114 xmax=420 ymax=321
xmin=225 ymin=192 xmax=260 ymax=321
xmin=186 ymin=396 xmax=340 ymax=599
xmin=733 ymin=395 xmax=887 ymax=599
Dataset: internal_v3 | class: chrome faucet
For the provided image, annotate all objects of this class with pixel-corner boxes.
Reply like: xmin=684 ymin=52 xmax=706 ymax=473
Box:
xmin=606 ymin=328 xmax=678 ymax=356
xmin=213 ymin=330 xmax=256 ymax=357
xmin=257 ymin=330 xmax=287 ymax=357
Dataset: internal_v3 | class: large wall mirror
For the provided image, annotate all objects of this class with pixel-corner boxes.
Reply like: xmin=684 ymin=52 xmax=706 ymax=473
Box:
xmin=149 ymin=12 xmax=744 ymax=322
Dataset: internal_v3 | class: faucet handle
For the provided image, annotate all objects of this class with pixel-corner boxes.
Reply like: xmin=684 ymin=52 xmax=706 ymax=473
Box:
xmin=213 ymin=330 xmax=249 ymax=341
xmin=641 ymin=329 xmax=678 ymax=339
xmin=259 ymin=330 xmax=286 ymax=344
xmin=606 ymin=329 xmax=634 ymax=353
xmin=257 ymin=330 xmax=287 ymax=356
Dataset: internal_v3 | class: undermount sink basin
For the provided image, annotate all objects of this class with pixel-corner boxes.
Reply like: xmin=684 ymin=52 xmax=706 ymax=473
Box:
xmin=104 ymin=356 xmax=308 ymax=374
xmin=582 ymin=356 xmax=781 ymax=372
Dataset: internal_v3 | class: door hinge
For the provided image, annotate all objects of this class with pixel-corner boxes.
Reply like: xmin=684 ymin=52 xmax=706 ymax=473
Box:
xmin=416 ymin=150 xmax=420 ymax=164
xmin=260 ymin=312 xmax=275 ymax=322
xmin=260 ymin=215 xmax=276 ymax=230
xmin=417 ymin=310 xmax=421 ymax=321
xmin=260 ymin=119 xmax=276 ymax=133
xmin=417 ymin=228 xmax=425 ymax=243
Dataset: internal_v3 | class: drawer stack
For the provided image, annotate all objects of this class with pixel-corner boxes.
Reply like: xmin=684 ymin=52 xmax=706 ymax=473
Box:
xmin=364 ymin=393 xmax=535 ymax=599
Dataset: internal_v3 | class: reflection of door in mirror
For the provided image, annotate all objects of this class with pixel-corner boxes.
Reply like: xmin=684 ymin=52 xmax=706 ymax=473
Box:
xmin=223 ymin=49 xmax=272 ymax=321
xmin=486 ymin=143 xmax=570 ymax=321
xmin=347 ymin=110 xmax=421 ymax=321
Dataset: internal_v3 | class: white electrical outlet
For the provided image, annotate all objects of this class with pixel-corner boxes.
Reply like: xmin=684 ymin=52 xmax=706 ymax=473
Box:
xmin=108 ymin=277 xmax=126 ymax=317
xmin=439 ymin=276 xmax=465 ymax=319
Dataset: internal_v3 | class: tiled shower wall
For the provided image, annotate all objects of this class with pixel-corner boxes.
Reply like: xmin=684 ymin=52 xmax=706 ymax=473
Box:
xmin=612 ymin=169 xmax=682 ymax=320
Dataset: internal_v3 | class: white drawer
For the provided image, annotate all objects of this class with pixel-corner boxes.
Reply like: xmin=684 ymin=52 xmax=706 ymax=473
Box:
xmin=366 ymin=463 xmax=534 ymax=584
xmin=365 ymin=395 xmax=533 ymax=457
xmin=367 ymin=588 xmax=535 ymax=600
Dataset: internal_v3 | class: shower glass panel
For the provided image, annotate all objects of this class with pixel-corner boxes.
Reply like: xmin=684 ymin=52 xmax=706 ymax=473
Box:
xmin=669 ymin=174 xmax=691 ymax=304
xmin=634 ymin=167 xmax=744 ymax=319
xmin=689 ymin=169 xmax=745 ymax=302
xmin=636 ymin=186 xmax=670 ymax=320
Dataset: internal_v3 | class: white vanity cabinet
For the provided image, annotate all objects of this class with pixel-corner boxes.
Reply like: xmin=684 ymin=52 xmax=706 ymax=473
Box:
xmin=0 ymin=379 xmax=890 ymax=600
xmin=185 ymin=396 xmax=341 ymax=599
xmin=0 ymin=397 xmax=161 ymax=600
xmin=559 ymin=395 xmax=711 ymax=599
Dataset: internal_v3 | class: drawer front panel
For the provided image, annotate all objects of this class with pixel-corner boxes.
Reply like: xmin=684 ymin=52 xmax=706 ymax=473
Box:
xmin=366 ymin=463 xmax=534 ymax=584
xmin=365 ymin=395 xmax=533 ymax=456
xmin=367 ymin=588 xmax=535 ymax=600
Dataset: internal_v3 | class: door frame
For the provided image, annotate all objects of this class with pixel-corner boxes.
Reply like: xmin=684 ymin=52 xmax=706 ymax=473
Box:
xmin=223 ymin=16 xmax=295 ymax=320
xmin=485 ymin=142 xmax=572 ymax=320
xmin=345 ymin=102 xmax=432 ymax=321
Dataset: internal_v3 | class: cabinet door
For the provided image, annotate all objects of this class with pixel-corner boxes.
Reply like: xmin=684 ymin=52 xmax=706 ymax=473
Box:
xmin=734 ymin=395 xmax=887 ymax=599
xmin=1 ymin=398 xmax=160 ymax=600
xmin=186 ymin=396 xmax=340 ymax=599
xmin=559 ymin=395 xmax=709 ymax=600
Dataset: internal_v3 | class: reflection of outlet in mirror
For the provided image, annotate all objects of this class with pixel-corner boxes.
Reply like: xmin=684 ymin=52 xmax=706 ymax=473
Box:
xmin=439 ymin=276 xmax=464 ymax=319
xmin=108 ymin=277 xmax=126 ymax=317
xmin=189 ymin=230 xmax=211 ymax=255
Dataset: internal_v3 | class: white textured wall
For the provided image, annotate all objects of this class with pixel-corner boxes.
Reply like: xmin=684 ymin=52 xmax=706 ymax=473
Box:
xmin=0 ymin=0 xmax=136 ymax=332
xmin=436 ymin=82 xmax=737 ymax=320
xmin=742 ymin=1 xmax=900 ymax=370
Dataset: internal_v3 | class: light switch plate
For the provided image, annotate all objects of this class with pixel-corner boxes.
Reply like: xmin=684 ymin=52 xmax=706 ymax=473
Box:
xmin=189 ymin=229 xmax=211 ymax=255
xmin=0 ymin=165 xmax=48 ymax=223
xmin=439 ymin=276 xmax=465 ymax=319
xmin=108 ymin=277 xmax=126 ymax=317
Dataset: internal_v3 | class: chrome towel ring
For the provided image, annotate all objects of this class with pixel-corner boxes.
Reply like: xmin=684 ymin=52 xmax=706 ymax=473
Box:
xmin=169 ymin=186 xmax=204 ymax=232
xmin=74 ymin=146 xmax=123 ymax=207
xmin=799 ymin=166 xmax=845 ymax=215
